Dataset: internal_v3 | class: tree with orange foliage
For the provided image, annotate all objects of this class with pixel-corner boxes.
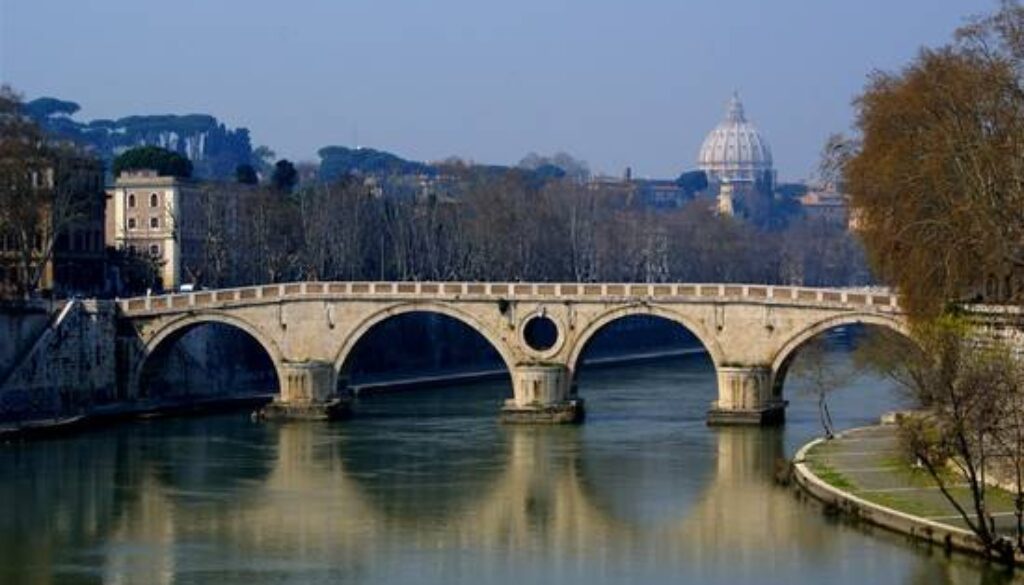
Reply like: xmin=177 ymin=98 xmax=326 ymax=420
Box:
xmin=846 ymin=0 xmax=1024 ymax=318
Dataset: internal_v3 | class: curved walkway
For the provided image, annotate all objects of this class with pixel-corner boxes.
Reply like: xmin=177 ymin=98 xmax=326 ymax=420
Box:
xmin=793 ymin=424 xmax=1022 ymax=563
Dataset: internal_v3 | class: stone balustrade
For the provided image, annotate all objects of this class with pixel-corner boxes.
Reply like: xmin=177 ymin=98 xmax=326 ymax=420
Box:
xmin=120 ymin=281 xmax=899 ymax=316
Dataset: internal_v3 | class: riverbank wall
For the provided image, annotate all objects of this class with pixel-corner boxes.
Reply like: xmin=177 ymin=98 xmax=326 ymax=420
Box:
xmin=0 ymin=301 xmax=276 ymax=437
xmin=0 ymin=300 xmax=119 ymax=425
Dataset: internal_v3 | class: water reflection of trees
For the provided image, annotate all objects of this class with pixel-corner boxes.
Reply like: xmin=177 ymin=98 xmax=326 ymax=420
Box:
xmin=0 ymin=434 xmax=129 ymax=584
xmin=0 ymin=408 xmax=1017 ymax=583
xmin=0 ymin=415 xmax=278 ymax=584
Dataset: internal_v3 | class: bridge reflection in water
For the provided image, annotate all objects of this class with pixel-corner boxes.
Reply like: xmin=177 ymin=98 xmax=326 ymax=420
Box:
xmin=0 ymin=360 xmax=1014 ymax=585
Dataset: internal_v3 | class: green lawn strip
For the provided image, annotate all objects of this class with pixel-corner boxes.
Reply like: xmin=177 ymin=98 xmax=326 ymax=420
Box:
xmin=891 ymin=464 xmax=960 ymax=488
xmin=806 ymin=439 xmax=1024 ymax=531
xmin=944 ymin=486 xmax=1018 ymax=514
xmin=877 ymin=454 xmax=906 ymax=469
xmin=858 ymin=490 xmax=958 ymax=518
xmin=805 ymin=457 xmax=856 ymax=491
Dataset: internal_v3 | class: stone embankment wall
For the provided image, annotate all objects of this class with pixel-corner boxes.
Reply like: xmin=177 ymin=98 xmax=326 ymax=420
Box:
xmin=0 ymin=302 xmax=277 ymax=428
xmin=0 ymin=301 xmax=52 ymax=382
xmin=0 ymin=300 xmax=118 ymax=424
xmin=792 ymin=433 xmax=999 ymax=563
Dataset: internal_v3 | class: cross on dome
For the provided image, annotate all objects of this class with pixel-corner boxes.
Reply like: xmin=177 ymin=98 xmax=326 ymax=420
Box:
xmin=726 ymin=92 xmax=746 ymax=123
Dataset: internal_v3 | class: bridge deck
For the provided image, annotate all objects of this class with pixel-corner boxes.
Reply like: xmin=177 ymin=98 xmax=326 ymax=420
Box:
xmin=118 ymin=281 xmax=899 ymax=316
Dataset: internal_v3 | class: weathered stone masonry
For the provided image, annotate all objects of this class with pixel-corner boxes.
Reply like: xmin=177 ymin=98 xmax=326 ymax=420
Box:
xmin=0 ymin=300 xmax=118 ymax=423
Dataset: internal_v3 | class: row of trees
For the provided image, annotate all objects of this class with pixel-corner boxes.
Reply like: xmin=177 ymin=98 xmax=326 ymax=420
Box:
xmin=183 ymin=168 xmax=865 ymax=289
xmin=827 ymin=0 xmax=1024 ymax=563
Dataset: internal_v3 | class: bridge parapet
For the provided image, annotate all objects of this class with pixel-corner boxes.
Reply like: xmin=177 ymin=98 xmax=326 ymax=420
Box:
xmin=118 ymin=281 xmax=900 ymax=317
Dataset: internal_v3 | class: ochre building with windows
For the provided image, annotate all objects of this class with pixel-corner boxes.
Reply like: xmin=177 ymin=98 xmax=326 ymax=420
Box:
xmin=106 ymin=169 xmax=216 ymax=290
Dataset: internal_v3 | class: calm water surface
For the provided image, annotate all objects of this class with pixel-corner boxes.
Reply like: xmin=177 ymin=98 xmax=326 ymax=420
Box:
xmin=1 ymin=353 xmax=1019 ymax=584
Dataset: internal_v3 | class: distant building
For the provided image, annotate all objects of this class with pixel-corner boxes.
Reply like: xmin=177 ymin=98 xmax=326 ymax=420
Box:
xmin=698 ymin=93 xmax=776 ymax=216
xmin=0 ymin=154 xmax=108 ymax=297
xmin=633 ymin=179 xmax=690 ymax=208
xmin=107 ymin=170 xmax=246 ymax=290
xmin=799 ymin=189 xmax=850 ymax=227
xmin=586 ymin=174 xmax=692 ymax=209
xmin=52 ymin=156 xmax=108 ymax=296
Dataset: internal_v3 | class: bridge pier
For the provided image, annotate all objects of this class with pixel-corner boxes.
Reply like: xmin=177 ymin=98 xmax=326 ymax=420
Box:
xmin=258 ymin=361 xmax=352 ymax=421
xmin=707 ymin=366 xmax=785 ymax=426
xmin=500 ymin=364 xmax=584 ymax=424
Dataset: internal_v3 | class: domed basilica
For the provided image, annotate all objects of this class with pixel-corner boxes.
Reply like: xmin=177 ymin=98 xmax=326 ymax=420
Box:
xmin=697 ymin=93 xmax=776 ymax=215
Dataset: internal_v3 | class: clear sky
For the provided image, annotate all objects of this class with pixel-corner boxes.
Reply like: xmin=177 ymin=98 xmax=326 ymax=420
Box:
xmin=0 ymin=0 xmax=997 ymax=181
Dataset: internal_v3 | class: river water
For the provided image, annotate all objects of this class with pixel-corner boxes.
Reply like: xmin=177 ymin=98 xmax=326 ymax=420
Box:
xmin=0 ymin=352 xmax=1020 ymax=584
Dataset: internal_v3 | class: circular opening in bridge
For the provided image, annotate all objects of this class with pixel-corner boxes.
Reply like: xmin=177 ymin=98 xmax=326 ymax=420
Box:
xmin=523 ymin=315 xmax=559 ymax=352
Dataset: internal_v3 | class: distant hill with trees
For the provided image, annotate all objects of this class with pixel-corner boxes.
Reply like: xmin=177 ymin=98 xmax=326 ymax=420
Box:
xmin=317 ymin=146 xmax=588 ymax=197
xmin=112 ymin=146 xmax=193 ymax=179
xmin=318 ymin=146 xmax=436 ymax=182
xmin=518 ymin=152 xmax=590 ymax=182
xmin=23 ymin=96 xmax=255 ymax=180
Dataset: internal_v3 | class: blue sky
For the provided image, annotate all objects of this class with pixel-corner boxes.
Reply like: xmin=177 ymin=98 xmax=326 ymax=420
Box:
xmin=0 ymin=0 xmax=996 ymax=180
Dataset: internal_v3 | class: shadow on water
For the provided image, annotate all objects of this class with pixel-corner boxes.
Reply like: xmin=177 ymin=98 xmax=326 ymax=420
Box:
xmin=327 ymin=384 xmax=512 ymax=523
xmin=1 ymin=346 xmax=1024 ymax=583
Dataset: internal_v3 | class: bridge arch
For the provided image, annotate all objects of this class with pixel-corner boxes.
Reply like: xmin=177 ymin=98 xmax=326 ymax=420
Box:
xmin=131 ymin=311 xmax=286 ymax=400
xmin=769 ymin=312 xmax=911 ymax=398
xmin=566 ymin=304 xmax=724 ymax=377
xmin=333 ymin=301 xmax=517 ymax=383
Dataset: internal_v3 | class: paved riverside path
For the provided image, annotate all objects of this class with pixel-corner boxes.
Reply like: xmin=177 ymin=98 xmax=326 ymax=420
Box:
xmin=803 ymin=425 xmax=1021 ymax=535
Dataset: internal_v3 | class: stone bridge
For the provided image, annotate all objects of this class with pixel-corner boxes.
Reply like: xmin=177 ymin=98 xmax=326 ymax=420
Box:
xmin=116 ymin=281 xmax=907 ymax=424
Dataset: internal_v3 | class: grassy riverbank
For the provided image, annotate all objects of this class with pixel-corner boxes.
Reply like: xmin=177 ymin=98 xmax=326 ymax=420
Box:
xmin=801 ymin=425 xmax=1021 ymax=534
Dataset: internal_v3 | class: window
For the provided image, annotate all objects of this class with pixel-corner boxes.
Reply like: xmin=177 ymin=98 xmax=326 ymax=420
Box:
xmin=150 ymin=193 xmax=159 ymax=207
xmin=149 ymin=244 xmax=160 ymax=257
xmin=150 ymin=217 xmax=159 ymax=229
xmin=128 ymin=218 xmax=137 ymax=229
xmin=128 ymin=193 xmax=136 ymax=208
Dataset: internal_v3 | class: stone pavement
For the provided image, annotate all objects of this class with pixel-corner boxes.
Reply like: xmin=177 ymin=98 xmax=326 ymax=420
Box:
xmin=803 ymin=424 xmax=1022 ymax=535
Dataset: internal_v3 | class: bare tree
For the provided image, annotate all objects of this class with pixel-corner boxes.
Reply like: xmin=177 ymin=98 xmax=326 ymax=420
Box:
xmin=789 ymin=336 xmax=859 ymax=438
xmin=990 ymin=348 xmax=1024 ymax=553
xmin=817 ymin=132 xmax=859 ymax=191
xmin=0 ymin=86 xmax=96 ymax=297
xmin=870 ymin=317 xmax=1018 ymax=560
